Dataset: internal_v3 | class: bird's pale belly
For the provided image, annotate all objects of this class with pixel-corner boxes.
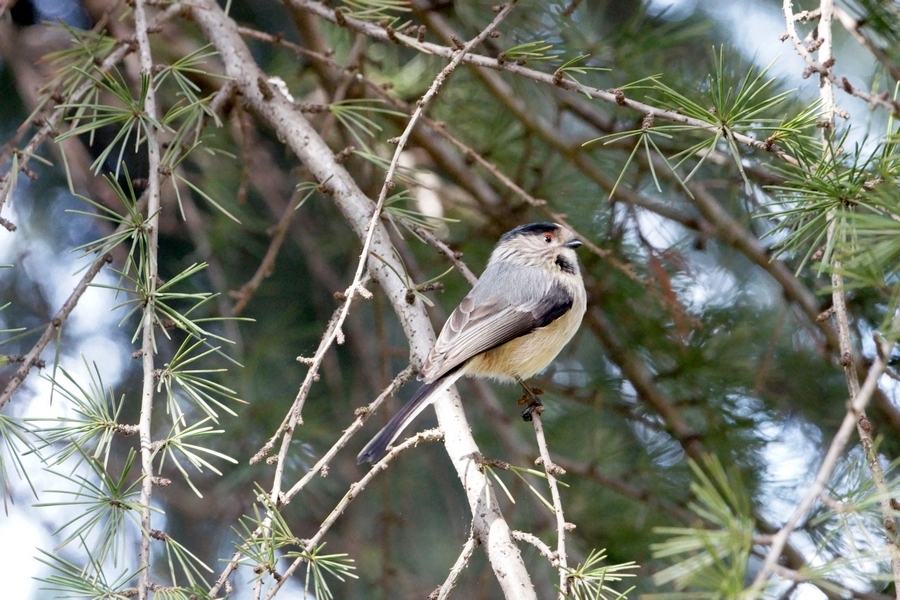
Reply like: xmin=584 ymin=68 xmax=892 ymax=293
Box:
xmin=464 ymin=307 xmax=582 ymax=381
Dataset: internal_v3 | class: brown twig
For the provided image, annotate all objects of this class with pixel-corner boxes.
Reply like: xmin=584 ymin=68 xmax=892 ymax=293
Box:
xmin=230 ymin=189 xmax=301 ymax=317
xmin=0 ymin=254 xmax=112 ymax=412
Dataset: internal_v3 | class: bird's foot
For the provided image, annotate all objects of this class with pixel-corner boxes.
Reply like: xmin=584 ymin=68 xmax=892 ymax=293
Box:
xmin=516 ymin=386 xmax=543 ymax=405
xmin=521 ymin=399 xmax=544 ymax=421
xmin=516 ymin=379 xmax=544 ymax=421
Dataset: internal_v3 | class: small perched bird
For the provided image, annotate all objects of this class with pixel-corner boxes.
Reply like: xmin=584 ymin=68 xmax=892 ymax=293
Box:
xmin=357 ymin=222 xmax=587 ymax=464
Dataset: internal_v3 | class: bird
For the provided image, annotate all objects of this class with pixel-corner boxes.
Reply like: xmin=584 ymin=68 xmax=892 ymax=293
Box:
xmin=357 ymin=222 xmax=587 ymax=464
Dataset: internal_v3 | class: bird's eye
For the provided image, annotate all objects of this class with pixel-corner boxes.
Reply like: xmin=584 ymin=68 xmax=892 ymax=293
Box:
xmin=544 ymin=234 xmax=554 ymax=243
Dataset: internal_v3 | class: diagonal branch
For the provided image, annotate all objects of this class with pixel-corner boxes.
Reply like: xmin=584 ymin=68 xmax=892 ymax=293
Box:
xmin=748 ymin=335 xmax=894 ymax=592
xmin=0 ymin=253 xmax=111 ymax=412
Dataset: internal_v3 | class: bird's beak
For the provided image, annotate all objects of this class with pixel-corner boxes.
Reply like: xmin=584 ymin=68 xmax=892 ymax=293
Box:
xmin=564 ymin=239 xmax=583 ymax=249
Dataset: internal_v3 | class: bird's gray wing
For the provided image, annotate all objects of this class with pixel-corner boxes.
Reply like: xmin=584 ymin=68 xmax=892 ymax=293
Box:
xmin=419 ymin=276 xmax=573 ymax=382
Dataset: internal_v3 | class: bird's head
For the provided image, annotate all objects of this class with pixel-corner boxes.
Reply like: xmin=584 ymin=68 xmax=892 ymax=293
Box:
xmin=494 ymin=222 xmax=583 ymax=275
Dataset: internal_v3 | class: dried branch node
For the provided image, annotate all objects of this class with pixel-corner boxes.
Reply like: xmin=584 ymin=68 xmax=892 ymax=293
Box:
xmin=0 ymin=217 xmax=16 ymax=232
xmin=334 ymin=145 xmax=355 ymax=163
xmin=807 ymin=37 xmax=825 ymax=52
xmin=257 ymin=76 xmax=274 ymax=101
xmin=859 ymin=415 xmax=872 ymax=432
xmin=150 ymin=529 xmax=171 ymax=541
xmin=386 ymin=26 xmax=399 ymax=44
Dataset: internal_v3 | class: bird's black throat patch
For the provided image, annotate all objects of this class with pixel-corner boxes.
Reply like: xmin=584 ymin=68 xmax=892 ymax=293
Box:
xmin=555 ymin=254 xmax=576 ymax=275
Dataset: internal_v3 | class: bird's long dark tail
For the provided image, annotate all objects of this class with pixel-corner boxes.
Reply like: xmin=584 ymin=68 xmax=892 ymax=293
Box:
xmin=356 ymin=370 xmax=464 ymax=464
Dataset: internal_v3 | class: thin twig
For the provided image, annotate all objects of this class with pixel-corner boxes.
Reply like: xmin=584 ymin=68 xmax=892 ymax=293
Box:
xmin=248 ymin=272 xmax=372 ymax=466
xmin=208 ymin=365 xmax=414 ymax=596
xmin=748 ymin=335 xmax=894 ymax=590
xmin=280 ymin=365 xmax=414 ymax=501
xmin=834 ymin=7 xmax=900 ymax=86
xmin=262 ymin=429 xmax=444 ymax=600
xmin=434 ymin=534 xmax=479 ymax=600
xmin=132 ymin=0 xmax=164 ymax=596
xmin=511 ymin=530 xmax=558 ymax=565
xmin=0 ymin=254 xmax=112 ymax=411
xmin=531 ymin=410 xmax=569 ymax=598
xmin=407 ymin=223 xmax=477 ymax=285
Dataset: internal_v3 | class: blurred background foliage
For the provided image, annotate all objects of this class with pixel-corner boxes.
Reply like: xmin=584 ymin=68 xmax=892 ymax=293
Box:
xmin=2 ymin=0 xmax=900 ymax=598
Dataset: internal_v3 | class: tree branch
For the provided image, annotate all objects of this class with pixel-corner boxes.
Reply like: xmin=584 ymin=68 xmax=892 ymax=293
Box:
xmin=0 ymin=254 xmax=111 ymax=412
